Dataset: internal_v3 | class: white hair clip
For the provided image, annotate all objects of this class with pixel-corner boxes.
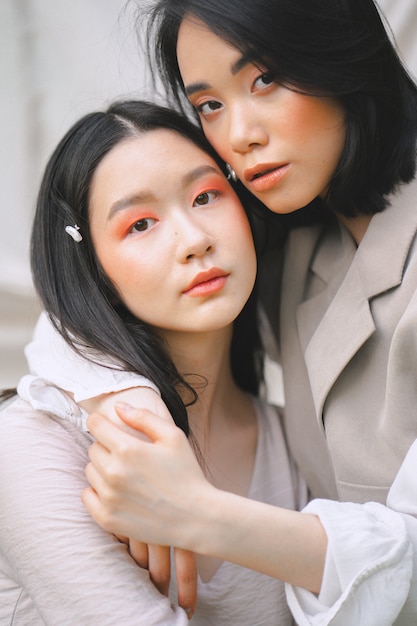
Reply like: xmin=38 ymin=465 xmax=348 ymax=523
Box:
xmin=65 ymin=224 xmax=83 ymax=243
xmin=226 ymin=163 xmax=238 ymax=182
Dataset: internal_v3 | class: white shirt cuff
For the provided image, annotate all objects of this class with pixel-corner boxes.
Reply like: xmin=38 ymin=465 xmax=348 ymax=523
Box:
xmin=285 ymin=499 xmax=412 ymax=625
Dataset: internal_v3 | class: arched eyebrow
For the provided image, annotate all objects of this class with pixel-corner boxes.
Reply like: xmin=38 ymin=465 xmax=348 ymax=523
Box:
xmin=184 ymin=53 xmax=251 ymax=97
xmin=108 ymin=192 xmax=155 ymax=220
xmin=231 ymin=53 xmax=252 ymax=76
xmin=107 ymin=165 xmax=220 ymax=220
xmin=181 ymin=164 xmax=219 ymax=188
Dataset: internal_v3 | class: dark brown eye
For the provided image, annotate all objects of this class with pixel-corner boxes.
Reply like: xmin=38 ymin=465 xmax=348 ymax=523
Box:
xmin=197 ymin=101 xmax=222 ymax=115
xmin=130 ymin=218 xmax=157 ymax=234
xmin=195 ymin=193 xmax=210 ymax=205
xmin=254 ymin=71 xmax=276 ymax=91
xmin=193 ymin=191 xmax=219 ymax=206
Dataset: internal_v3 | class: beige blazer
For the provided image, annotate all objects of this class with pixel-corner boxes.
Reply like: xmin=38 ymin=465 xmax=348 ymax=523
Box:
xmin=262 ymin=178 xmax=417 ymax=503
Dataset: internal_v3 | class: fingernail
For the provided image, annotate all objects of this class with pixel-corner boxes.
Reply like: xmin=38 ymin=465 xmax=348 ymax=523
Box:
xmin=185 ymin=608 xmax=194 ymax=620
xmin=115 ymin=401 xmax=134 ymax=413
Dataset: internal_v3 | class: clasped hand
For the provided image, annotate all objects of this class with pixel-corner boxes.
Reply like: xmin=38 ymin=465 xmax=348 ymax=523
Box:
xmin=82 ymin=402 xmax=210 ymax=618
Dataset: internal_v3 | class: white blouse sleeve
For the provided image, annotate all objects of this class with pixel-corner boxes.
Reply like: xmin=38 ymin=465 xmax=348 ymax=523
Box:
xmin=25 ymin=312 xmax=159 ymax=402
xmin=285 ymin=440 xmax=417 ymax=626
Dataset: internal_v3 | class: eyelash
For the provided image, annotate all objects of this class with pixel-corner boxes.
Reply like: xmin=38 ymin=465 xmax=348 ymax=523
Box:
xmin=193 ymin=190 xmax=220 ymax=206
xmin=253 ymin=71 xmax=275 ymax=91
xmin=194 ymin=69 xmax=276 ymax=119
xmin=125 ymin=190 xmax=219 ymax=236
xmin=196 ymin=101 xmax=222 ymax=118
xmin=128 ymin=217 xmax=157 ymax=235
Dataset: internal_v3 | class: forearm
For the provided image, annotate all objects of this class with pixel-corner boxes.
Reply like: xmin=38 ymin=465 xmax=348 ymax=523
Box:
xmin=85 ymin=406 xmax=326 ymax=593
xmin=84 ymin=406 xmax=416 ymax=624
xmin=179 ymin=485 xmax=326 ymax=592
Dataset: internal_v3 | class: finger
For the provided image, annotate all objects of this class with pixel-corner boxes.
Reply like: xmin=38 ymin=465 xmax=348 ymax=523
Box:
xmin=111 ymin=387 xmax=174 ymax=423
xmin=82 ymin=485 xmax=137 ymax=538
xmin=87 ymin=436 xmax=139 ymax=495
xmin=114 ymin=403 xmax=180 ymax=443
xmin=148 ymin=544 xmax=171 ymax=597
xmin=81 ymin=485 xmax=103 ymax=521
xmin=115 ymin=534 xmax=129 ymax=544
xmin=87 ymin=412 xmax=145 ymax=452
xmin=174 ymin=548 xmax=197 ymax=618
xmin=88 ymin=440 xmax=111 ymax=471
xmin=129 ymin=539 xmax=149 ymax=569
xmin=85 ymin=460 xmax=111 ymax=497
xmin=84 ymin=459 xmax=128 ymax=524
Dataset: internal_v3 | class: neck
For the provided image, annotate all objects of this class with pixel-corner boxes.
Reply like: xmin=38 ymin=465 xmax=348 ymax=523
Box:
xmin=160 ymin=325 xmax=250 ymax=443
xmin=338 ymin=213 xmax=372 ymax=245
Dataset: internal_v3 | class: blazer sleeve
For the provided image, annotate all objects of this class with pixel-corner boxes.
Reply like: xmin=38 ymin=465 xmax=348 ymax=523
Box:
xmin=0 ymin=401 xmax=188 ymax=625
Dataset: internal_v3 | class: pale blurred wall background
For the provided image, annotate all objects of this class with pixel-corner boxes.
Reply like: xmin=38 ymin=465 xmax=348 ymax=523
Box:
xmin=0 ymin=0 xmax=152 ymax=387
xmin=0 ymin=0 xmax=417 ymax=389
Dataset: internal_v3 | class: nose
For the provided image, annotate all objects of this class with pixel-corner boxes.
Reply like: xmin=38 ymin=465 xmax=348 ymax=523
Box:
xmin=174 ymin=212 xmax=214 ymax=263
xmin=228 ymin=101 xmax=268 ymax=154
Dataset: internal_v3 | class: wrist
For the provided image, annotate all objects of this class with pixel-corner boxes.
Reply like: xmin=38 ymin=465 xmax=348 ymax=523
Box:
xmin=180 ymin=489 xmax=326 ymax=592
xmin=182 ymin=486 xmax=251 ymax=557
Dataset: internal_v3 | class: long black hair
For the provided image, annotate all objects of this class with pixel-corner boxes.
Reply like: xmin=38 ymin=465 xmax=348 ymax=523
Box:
xmin=144 ymin=0 xmax=417 ymax=217
xmin=28 ymin=100 xmax=263 ymax=432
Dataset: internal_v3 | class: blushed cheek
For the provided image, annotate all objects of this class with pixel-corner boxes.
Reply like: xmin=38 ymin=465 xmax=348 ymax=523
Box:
xmin=93 ymin=247 xmax=140 ymax=303
xmin=292 ymin=96 xmax=345 ymax=139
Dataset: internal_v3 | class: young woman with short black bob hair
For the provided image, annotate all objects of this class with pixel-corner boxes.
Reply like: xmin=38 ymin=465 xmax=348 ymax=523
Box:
xmin=147 ymin=0 xmax=417 ymax=218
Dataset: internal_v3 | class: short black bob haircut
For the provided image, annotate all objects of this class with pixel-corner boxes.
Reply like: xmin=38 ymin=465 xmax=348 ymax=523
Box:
xmin=31 ymin=100 xmax=263 ymax=434
xmin=145 ymin=0 xmax=417 ymax=217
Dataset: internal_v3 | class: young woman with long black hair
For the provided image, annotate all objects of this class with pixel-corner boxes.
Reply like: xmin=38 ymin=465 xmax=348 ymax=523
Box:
xmin=0 ymin=99 xmax=312 ymax=624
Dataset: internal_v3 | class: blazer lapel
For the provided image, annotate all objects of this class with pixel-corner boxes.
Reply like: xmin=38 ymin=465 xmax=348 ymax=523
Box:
xmin=298 ymin=179 xmax=417 ymax=421
xmin=300 ymin=264 xmax=375 ymax=420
